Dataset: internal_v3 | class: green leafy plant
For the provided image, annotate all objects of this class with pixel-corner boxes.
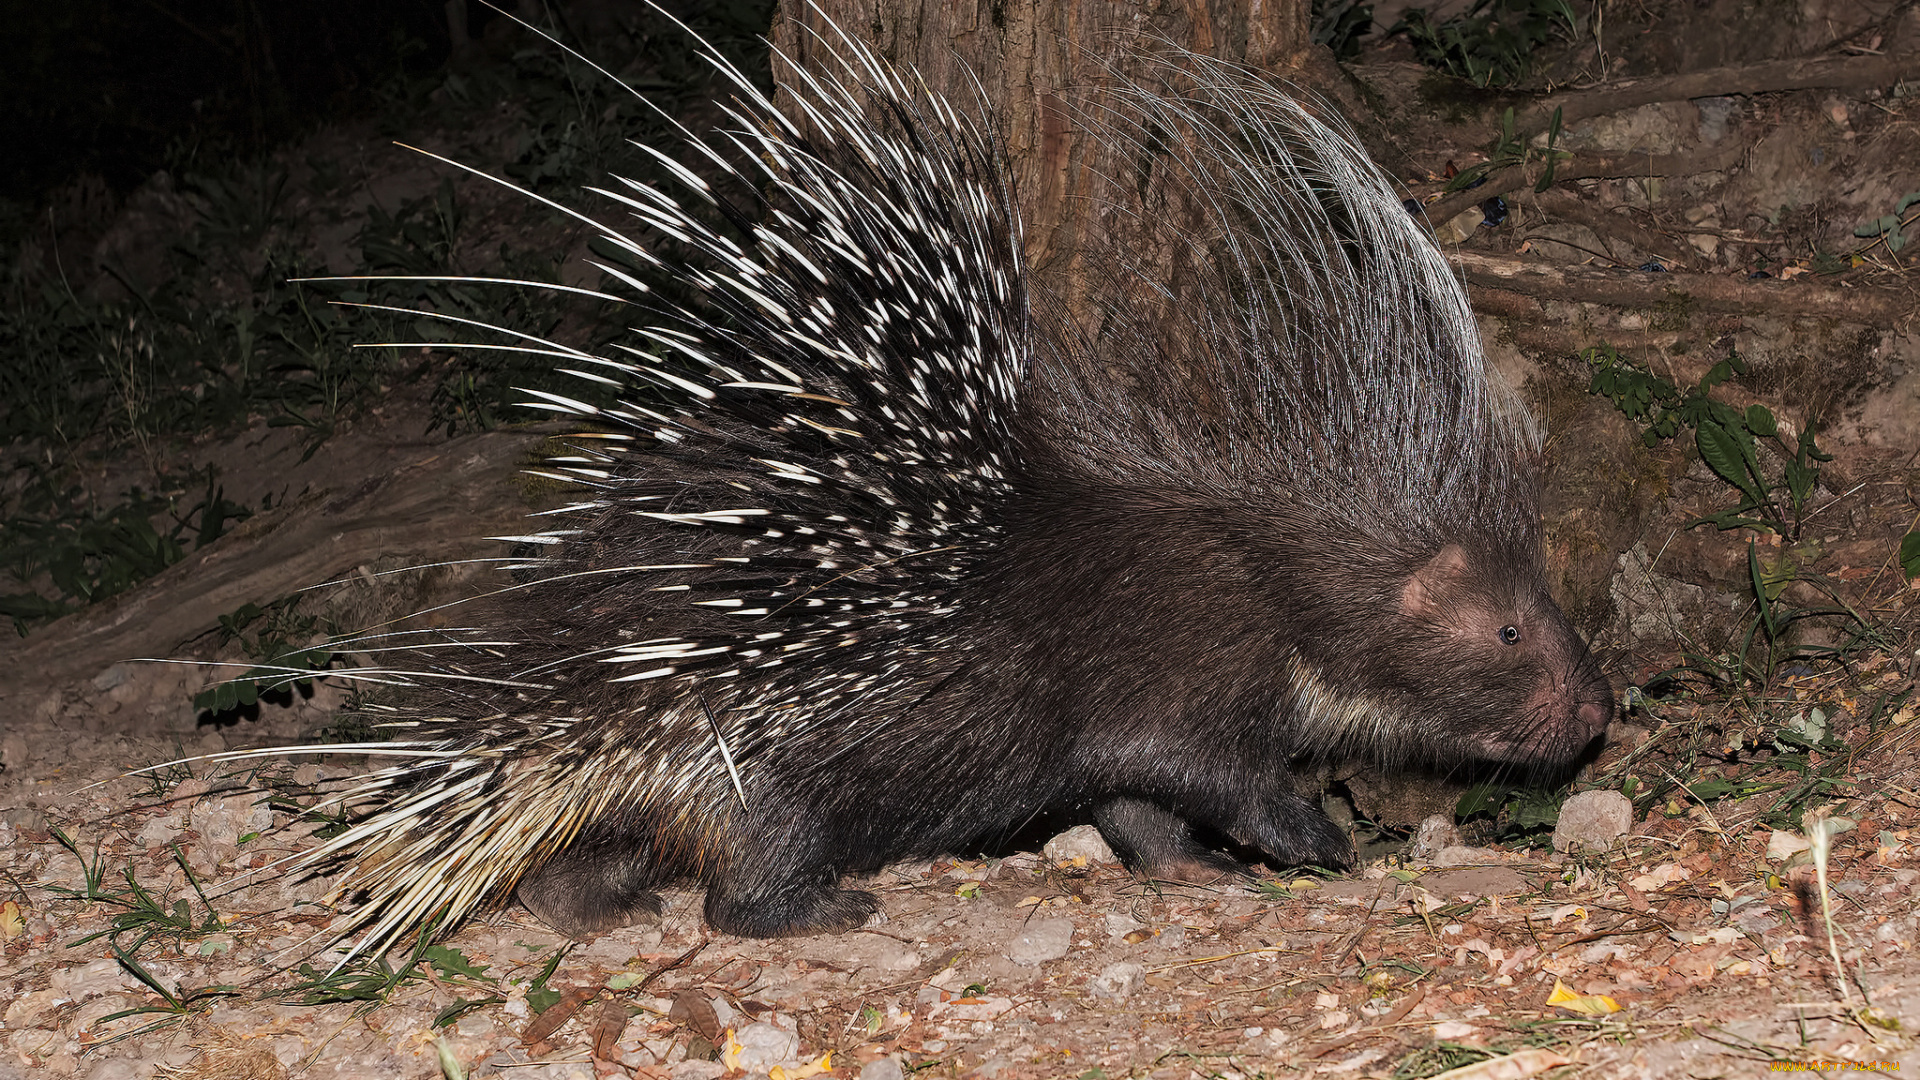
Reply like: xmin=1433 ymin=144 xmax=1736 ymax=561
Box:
xmin=1396 ymin=0 xmax=1578 ymax=88
xmin=184 ymin=162 xmax=292 ymax=250
xmin=1448 ymin=106 xmax=1568 ymax=193
xmin=92 ymin=945 xmax=242 ymax=1043
xmin=69 ymin=846 xmax=227 ymax=953
xmin=1453 ymin=782 xmax=1564 ymax=842
xmin=1312 ymin=0 xmax=1375 ymax=60
xmin=518 ymin=946 xmax=567 ymax=1014
xmin=1639 ymin=541 xmax=1890 ymax=701
xmin=1586 ymin=345 xmax=1831 ymax=537
xmin=1731 ymin=543 xmax=1886 ymax=686
xmin=290 ymin=933 xmax=504 ymax=1023
xmin=288 ymin=918 xmax=457 ymax=1008
xmin=1899 ymin=530 xmax=1920 ymax=582
xmin=45 ymin=828 xmax=118 ymax=902
xmin=0 ymin=468 xmax=250 ymax=634
xmin=193 ymin=594 xmax=338 ymax=718
xmin=1606 ymin=688 xmax=1911 ymax=834
xmin=1853 ymin=189 xmax=1920 ymax=255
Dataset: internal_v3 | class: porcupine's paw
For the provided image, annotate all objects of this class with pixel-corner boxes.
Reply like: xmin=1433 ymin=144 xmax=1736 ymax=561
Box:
xmin=702 ymin=870 xmax=881 ymax=937
xmin=516 ymin=855 xmax=665 ymax=938
xmin=1094 ymin=798 xmax=1247 ymax=883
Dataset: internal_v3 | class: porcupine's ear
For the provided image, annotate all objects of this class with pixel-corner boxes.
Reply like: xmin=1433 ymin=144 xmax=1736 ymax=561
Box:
xmin=1398 ymin=544 xmax=1471 ymax=622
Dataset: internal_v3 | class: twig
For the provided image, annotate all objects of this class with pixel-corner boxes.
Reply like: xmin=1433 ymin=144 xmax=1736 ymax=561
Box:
xmin=1660 ymin=766 xmax=1730 ymax=841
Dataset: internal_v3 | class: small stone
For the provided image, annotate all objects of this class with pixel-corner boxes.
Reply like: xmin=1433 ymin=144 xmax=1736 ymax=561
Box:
xmin=1088 ymin=961 xmax=1146 ymax=1000
xmin=726 ymin=1021 xmax=800 ymax=1075
xmin=860 ymin=1056 xmax=906 ymax=1080
xmin=0 ymin=734 xmax=28 ymax=773
xmin=1041 ymin=825 xmax=1115 ymax=866
xmin=1409 ymin=815 xmax=1463 ymax=859
xmin=1005 ymin=917 xmax=1075 ymax=965
xmin=1552 ymin=790 xmax=1633 ymax=853
xmin=1430 ymin=845 xmax=1488 ymax=866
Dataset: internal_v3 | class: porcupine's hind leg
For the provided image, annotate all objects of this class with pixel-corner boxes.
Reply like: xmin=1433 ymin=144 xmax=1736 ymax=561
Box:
xmin=516 ymin=840 xmax=665 ymax=938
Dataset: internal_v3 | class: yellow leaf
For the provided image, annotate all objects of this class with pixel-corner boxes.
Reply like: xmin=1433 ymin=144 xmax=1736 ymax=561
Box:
xmin=770 ymin=1052 xmax=833 ymax=1080
xmin=0 ymin=901 xmax=22 ymax=941
xmin=720 ymin=1029 xmax=745 ymax=1072
xmin=1545 ymin=978 xmax=1620 ymax=1016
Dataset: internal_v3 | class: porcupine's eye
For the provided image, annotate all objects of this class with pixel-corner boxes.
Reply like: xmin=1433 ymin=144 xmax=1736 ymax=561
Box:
xmin=1498 ymin=625 xmax=1522 ymax=645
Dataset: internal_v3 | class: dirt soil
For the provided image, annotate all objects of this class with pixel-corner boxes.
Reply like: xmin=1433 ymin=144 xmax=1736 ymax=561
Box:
xmin=4 ymin=0 xmax=1920 ymax=1077
xmin=5 ymin=700 xmax=1920 ymax=1079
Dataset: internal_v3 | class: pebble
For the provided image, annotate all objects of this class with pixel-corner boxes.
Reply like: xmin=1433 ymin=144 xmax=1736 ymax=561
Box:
xmin=1552 ymin=790 xmax=1633 ymax=852
xmin=727 ymin=1021 xmax=799 ymax=1074
xmin=1089 ymin=961 xmax=1146 ymax=1000
xmin=1041 ymin=825 xmax=1116 ymax=866
xmin=1005 ymin=917 xmax=1075 ymax=965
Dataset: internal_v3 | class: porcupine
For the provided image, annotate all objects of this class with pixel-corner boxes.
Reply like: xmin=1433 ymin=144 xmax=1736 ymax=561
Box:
xmin=281 ymin=14 xmax=1614 ymax=955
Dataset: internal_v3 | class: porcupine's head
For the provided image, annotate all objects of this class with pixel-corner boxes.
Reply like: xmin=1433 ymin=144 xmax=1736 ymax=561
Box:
xmin=1022 ymin=53 xmax=1613 ymax=772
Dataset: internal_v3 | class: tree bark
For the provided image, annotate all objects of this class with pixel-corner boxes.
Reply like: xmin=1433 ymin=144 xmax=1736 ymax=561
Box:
xmin=770 ymin=0 xmax=1314 ymax=296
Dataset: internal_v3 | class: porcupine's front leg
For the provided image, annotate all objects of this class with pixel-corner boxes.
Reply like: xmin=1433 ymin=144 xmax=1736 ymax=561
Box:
xmin=1095 ymin=788 xmax=1352 ymax=880
xmin=1094 ymin=798 xmax=1244 ymax=882
xmin=701 ymin=862 xmax=880 ymax=937
xmin=1224 ymin=790 xmax=1354 ymax=869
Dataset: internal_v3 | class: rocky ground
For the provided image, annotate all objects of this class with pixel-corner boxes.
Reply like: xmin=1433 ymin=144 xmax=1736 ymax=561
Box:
xmin=3 ymin=654 xmax=1920 ymax=1078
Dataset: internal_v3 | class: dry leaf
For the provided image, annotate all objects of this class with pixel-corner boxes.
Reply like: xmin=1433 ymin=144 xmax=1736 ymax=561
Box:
xmin=1545 ymin=904 xmax=1585 ymax=925
xmin=1545 ymin=978 xmax=1620 ymax=1016
xmin=769 ymin=1052 xmax=833 ymax=1079
xmin=590 ymin=995 xmax=631 ymax=1062
xmin=1767 ymin=830 xmax=1812 ymax=861
xmin=523 ymin=987 xmax=594 ymax=1046
xmin=669 ymin=992 xmax=724 ymax=1044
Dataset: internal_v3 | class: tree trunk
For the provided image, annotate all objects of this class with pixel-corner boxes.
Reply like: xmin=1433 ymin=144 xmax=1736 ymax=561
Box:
xmin=770 ymin=0 xmax=1315 ymax=299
